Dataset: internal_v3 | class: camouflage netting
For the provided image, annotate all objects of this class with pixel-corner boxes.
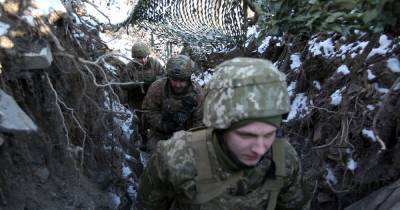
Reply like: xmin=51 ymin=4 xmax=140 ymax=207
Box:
xmin=125 ymin=0 xmax=247 ymax=52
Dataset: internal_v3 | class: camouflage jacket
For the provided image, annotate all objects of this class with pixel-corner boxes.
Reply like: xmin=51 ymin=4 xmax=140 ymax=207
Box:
xmin=119 ymin=57 xmax=165 ymax=109
xmin=141 ymin=78 xmax=204 ymax=139
xmin=120 ymin=57 xmax=165 ymax=86
xmin=138 ymin=129 xmax=310 ymax=210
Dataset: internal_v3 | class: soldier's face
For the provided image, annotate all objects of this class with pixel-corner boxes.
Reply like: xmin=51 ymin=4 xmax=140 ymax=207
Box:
xmin=136 ymin=56 xmax=148 ymax=65
xmin=170 ymin=78 xmax=189 ymax=94
xmin=224 ymin=122 xmax=277 ymax=166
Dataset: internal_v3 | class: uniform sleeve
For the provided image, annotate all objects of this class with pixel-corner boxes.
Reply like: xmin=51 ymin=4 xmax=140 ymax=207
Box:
xmin=155 ymin=59 xmax=166 ymax=79
xmin=142 ymin=81 xmax=169 ymax=133
xmin=120 ymin=62 xmax=134 ymax=83
xmin=191 ymin=84 xmax=205 ymax=128
xmin=138 ymin=150 xmax=173 ymax=210
xmin=276 ymin=142 xmax=311 ymax=210
xmin=138 ymin=133 xmax=198 ymax=209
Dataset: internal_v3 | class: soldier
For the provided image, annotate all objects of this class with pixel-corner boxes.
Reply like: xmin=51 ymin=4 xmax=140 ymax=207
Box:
xmin=141 ymin=54 xmax=204 ymax=152
xmin=119 ymin=41 xmax=165 ymax=145
xmin=138 ymin=58 xmax=310 ymax=209
xmin=120 ymin=41 xmax=165 ymax=110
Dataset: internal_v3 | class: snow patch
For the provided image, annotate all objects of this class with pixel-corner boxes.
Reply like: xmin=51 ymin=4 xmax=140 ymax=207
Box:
xmin=0 ymin=21 xmax=9 ymax=36
xmin=324 ymin=167 xmax=338 ymax=185
xmin=362 ymin=128 xmax=377 ymax=142
xmin=258 ymin=36 xmax=272 ymax=54
xmin=30 ymin=0 xmax=66 ymax=16
xmin=192 ymin=70 xmax=213 ymax=87
xmin=290 ymin=53 xmax=301 ymax=70
xmin=366 ymin=104 xmax=375 ymax=111
xmin=337 ymin=64 xmax=350 ymax=75
xmin=367 ymin=69 xmax=376 ymax=80
xmin=330 ymin=87 xmax=345 ymax=106
xmin=285 ymin=93 xmax=310 ymax=121
xmin=109 ymin=193 xmax=121 ymax=208
xmin=374 ymin=83 xmax=389 ymax=94
xmin=386 ymin=57 xmax=400 ymax=73
xmin=287 ymin=82 xmax=297 ymax=97
xmin=313 ymin=81 xmax=321 ymax=90
xmin=122 ymin=163 xmax=132 ymax=178
xmin=84 ymin=0 xmax=133 ymax=24
xmin=367 ymin=35 xmax=392 ymax=58
xmin=347 ymin=158 xmax=357 ymax=172
xmin=308 ymin=37 xmax=335 ymax=57
xmin=337 ymin=41 xmax=368 ymax=58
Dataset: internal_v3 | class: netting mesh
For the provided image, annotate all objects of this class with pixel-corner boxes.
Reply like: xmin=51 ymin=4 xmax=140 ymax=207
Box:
xmin=127 ymin=0 xmax=247 ymax=52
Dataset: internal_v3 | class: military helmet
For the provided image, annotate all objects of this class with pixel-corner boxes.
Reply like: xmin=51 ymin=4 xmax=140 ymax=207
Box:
xmin=203 ymin=57 xmax=290 ymax=129
xmin=131 ymin=41 xmax=150 ymax=58
xmin=166 ymin=55 xmax=194 ymax=80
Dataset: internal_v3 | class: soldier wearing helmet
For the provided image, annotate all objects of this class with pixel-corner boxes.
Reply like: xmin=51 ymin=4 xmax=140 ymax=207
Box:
xmin=120 ymin=41 xmax=165 ymax=110
xmin=138 ymin=58 xmax=310 ymax=209
xmin=119 ymin=41 xmax=165 ymax=146
xmin=141 ymin=54 xmax=204 ymax=152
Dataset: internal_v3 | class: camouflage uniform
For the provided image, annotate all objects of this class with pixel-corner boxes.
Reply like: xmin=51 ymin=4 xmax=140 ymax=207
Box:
xmin=138 ymin=58 xmax=310 ymax=209
xmin=142 ymin=55 xmax=204 ymax=151
xmin=120 ymin=41 xmax=165 ymax=110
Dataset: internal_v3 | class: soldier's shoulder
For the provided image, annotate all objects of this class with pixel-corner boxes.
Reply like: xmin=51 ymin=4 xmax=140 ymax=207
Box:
xmin=278 ymin=138 xmax=301 ymax=175
xmin=156 ymin=131 xmax=197 ymax=172
xmin=147 ymin=78 xmax=167 ymax=92
xmin=126 ymin=60 xmax=140 ymax=69
xmin=148 ymin=57 xmax=164 ymax=67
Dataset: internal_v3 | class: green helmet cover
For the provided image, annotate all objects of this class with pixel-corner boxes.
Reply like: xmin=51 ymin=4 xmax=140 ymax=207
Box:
xmin=203 ymin=57 xmax=290 ymax=129
xmin=131 ymin=41 xmax=150 ymax=58
xmin=166 ymin=55 xmax=194 ymax=80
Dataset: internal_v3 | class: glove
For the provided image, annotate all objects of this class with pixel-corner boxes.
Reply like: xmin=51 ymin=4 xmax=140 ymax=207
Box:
xmin=181 ymin=96 xmax=198 ymax=111
xmin=173 ymin=111 xmax=190 ymax=128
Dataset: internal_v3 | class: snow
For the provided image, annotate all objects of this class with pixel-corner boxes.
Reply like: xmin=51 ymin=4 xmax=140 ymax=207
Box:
xmin=0 ymin=21 xmax=9 ymax=36
xmin=192 ymin=70 xmax=213 ymax=87
xmin=313 ymin=81 xmax=321 ymax=90
xmin=367 ymin=35 xmax=392 ymax=58
xmin=374 ymin=83 xmax=389 ymax=94
xmin=330 ymin=88 xmax=345 ymax=106
xmin=122 ymin=163 xmax=132 ymax=178
xmin=30 ymin=0 xmax=66 ymax=16
xmin=83 ymin=0 xmax=134 ymax=24
xmin=109 ymin=193 xmax=121 ymax=208
xmin=246 ymin=25 xmax=260 ymax=39
xmin=103 ymin=92 xmax=134 ymax=139
xmin=285 ymin=93 xmax=310 ymax=121
xmin=290 ymin=53 xmax=301 ymax=70
xmin=308 ymin=37 xmax=335 ymax=57
xmin=366 ymin=104 xmax=375 ymax=111
xmin=245 ymin=25 xmax=260 ymax=47
xmin=324 ymin=167 xmax=338 ymax=185
xmin=21 ymin=16 xmax=35 ymax=26
xmin=337 ymin=41 xmax=369 ymax=58
xmin=287 ymin=82 xmax=297 ymax=97
xmin=258 ymin=36 xmax=272 ymax=54
xmin=367 ymin=69 xmax=376 ymax=80
xmin=337 ymin=64 xmax=350 ymax=75
xmin=362 ymin=128 xmax=377 ymax=142
xmin=387 ymin=57 xmax=400 ymax=73
xmin=347 ymin=158 xmax=358 ymax=172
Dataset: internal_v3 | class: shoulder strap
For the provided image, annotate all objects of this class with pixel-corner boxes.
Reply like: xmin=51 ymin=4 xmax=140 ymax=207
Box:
xmin=180 ymin=128 xmax=243 ymax=204
xmin=266 ymin=137 xmax=287 ymax=210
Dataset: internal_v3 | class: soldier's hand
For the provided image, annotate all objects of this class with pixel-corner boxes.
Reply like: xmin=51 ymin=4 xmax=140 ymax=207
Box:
xmin=173 ymin=112 xmax=189 ymax=126
xmin=182 ymin=95 xmax=198 ymax=111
